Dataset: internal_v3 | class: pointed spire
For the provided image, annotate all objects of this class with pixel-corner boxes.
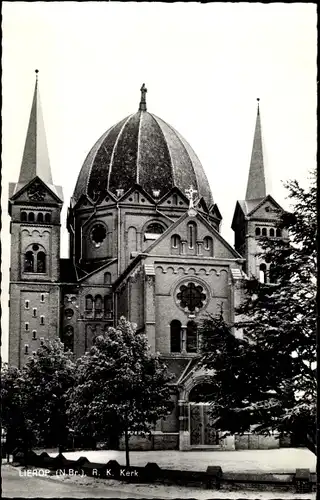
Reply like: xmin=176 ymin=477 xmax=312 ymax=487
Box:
xmin=245 ymin=98 xmax=266 ymax=200
xmin=18 ymin=70 xmax=53 ymax=185
xmin=139 ymin=83 xmax=147 ymax=111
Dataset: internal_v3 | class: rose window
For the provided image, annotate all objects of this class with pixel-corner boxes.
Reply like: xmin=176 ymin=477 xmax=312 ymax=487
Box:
xmin=177 ymin=282 xmax=206 ymax=312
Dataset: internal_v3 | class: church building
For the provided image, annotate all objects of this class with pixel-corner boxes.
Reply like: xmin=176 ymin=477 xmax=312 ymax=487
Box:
xmin=8 ymin=74 xmax=286 ymax=450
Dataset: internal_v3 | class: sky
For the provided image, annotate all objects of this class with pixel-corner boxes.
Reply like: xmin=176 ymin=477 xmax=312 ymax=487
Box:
xmin=1 ymin=2 xmax=317 ymax=362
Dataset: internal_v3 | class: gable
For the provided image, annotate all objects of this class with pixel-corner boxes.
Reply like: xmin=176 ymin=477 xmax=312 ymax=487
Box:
xmin=9 ymin=177 xmax=63 ymax=205
xmin=120 ymin=184 xmax=155 ymax=206
xmin=145 ymin=211 xmax=241 ymax=260
xmin=157 ymin=187 xmax=189 ymax=210
xmin=248 ymin=196 xmax=284 ymax=220
xmin=73 ymin=194 xmax=95 ymax=210
xmin=96 ymin=190 xmax=117 ymax=208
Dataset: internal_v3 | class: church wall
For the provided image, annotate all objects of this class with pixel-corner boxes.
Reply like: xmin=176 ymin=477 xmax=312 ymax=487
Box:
xmin=121 ymin=209 xmax=171 ymax=272
xmin=116 ymin=283 xmax=129 ymax=322
xmin=9 ymin=283 xmax=60 ymax=368
xmin=128 ymin=269 xmax=144 ymax=330
xmin=153 ymin=263 xmax=232 ymax=354
xmin=160 ymin=392 xmax=179 ymax=432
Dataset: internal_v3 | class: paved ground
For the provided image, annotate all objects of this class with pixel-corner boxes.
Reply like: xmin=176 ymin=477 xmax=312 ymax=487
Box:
xmin=1 ymin=464 xmax=316 ymax=499
xmin=44 ymin=447 xmax=316 ymax=473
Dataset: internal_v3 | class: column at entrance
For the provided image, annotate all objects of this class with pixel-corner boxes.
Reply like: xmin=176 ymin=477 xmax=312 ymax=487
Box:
xmin=178 ymin=400 xmax=191 ymax=450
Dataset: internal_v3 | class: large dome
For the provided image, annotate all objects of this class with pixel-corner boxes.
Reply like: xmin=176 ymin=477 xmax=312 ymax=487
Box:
xmin=73 ymin=105 xmax=213 ymax=207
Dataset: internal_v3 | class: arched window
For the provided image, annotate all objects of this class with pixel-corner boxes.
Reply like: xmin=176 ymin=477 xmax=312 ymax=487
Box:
xmin=104 ymin=295 xmax=113 ymax=317
xmin=203 ymin=236 xmax=213 ymax=255
xmin=24 ymin=251 xmax=34 ymax=272
xmin=63 ymin=326 xmax=74 ymax=352
xmin=269 ymin=228 xmax=275 ymax=237
xmin=37 ymin=213 xmax=44 ymax=223
xmin=37 ymin=252 xmax=46 ymax=273
xmin=145 ymin=222 xmax=165 ymax=242
xmin=65 ymin=309 xmax=74 ymax=319
xmin=104 ymin=272 xmax=111 ymax=284
xmin=171 ymin=235 xmax=180 ymax=248
xmin=21 ymin=211 xmax=27 ymax=222
xmin=28 ymin=212 xmax=35 ymax=222
xmin=259 ymin=263 xmax=267 ymax=283
xmin=45 ymin=213 xmax=51 ymax=223
xmin=262 ymin=228 xmax=267 ymax=236
xmin=186 ymin=321 xmax=198 ymax=353
xmin=85 ymin=295 xmax=93 ymax=311
xmin=276 ymin=228 xmax=281 ymax=238
xmin=188 ymin=222 xmax=197 ymax=249
xmin=269 ymin=264 xmax=276 ymax=284
xmin=255 ymin=227 xmax=261 ymax=236
xmin=170 ymin=320 xmax=181 ymax=353
xmin=24 ymin=245 xmax=46 ymax=273
xmin=146 ymin=223 xmax=164 ymax=234
xmin=95 ymin=295 xmax=102 ymax=313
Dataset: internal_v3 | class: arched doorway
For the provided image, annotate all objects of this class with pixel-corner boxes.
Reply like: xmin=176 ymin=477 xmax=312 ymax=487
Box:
xmin=189 ymin=382 xmax=220 ymax=447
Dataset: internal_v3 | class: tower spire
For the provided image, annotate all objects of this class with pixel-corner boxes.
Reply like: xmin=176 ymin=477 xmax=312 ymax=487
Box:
xmin=18 ymin=70 xmax=53 ymax=185
xmin=139 ymin=83 xmax=147 ymax=111
xmin=245 ymin=98 xmax=266 ymax=200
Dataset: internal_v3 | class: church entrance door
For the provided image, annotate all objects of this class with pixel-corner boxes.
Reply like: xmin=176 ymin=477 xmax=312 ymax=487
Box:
xmin=189 ymin=403 xmax=220 ymax=448
xmin=188 ymin=382 xmax=221 ymax=448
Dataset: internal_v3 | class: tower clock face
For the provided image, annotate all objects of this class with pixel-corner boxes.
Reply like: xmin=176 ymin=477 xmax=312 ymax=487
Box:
xmin=27 ymin=182 xmax=46 ymax=201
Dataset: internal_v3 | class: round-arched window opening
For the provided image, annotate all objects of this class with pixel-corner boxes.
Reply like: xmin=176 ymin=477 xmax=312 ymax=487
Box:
xmin=146 ymin=223 xmax=164 ymax=234
xmin=177 ymin=282 xmax=206 ymax=312
xmin=91 ymin=224 xmax=107 ymax=248
xmin=65 ymin=308 xmax=74 ymax=319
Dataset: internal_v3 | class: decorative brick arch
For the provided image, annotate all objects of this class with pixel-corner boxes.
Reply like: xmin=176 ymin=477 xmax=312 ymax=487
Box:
xmin=180 ymin=372 xmax=215 ymax=401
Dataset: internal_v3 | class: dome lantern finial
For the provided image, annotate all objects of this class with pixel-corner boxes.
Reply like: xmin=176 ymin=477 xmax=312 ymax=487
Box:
xmin=139 ymin=83 xmax=147 ymax=111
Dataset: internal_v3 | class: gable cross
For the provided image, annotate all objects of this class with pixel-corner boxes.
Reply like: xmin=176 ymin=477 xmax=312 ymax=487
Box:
xmin=185 ymin=185 xmax=198 ymax=208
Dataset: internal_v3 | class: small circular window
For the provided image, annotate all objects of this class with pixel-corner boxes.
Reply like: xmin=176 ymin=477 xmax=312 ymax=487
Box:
xmin=91 ymin=224 xmax=107 ymax=248
xmin=177 ymin=282 xmax=207 ymax=312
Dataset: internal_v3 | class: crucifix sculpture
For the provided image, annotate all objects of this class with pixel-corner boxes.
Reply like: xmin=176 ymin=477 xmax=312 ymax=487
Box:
xmin=185 ymin=185 xmax=198 ymax=208
xmin=139 ymin=83 xmax=147 ymax=111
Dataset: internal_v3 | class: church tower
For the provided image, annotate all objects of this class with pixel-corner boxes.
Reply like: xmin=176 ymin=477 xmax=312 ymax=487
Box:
xmin=232 ymin=99 xmax=284 ymax=281
xmin=8 ymin=71 xmax=63 ymax=367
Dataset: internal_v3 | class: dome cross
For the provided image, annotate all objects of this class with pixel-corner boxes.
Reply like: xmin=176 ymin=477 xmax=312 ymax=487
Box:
xmin=139 ymin=83 xmax=147 ymax=111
